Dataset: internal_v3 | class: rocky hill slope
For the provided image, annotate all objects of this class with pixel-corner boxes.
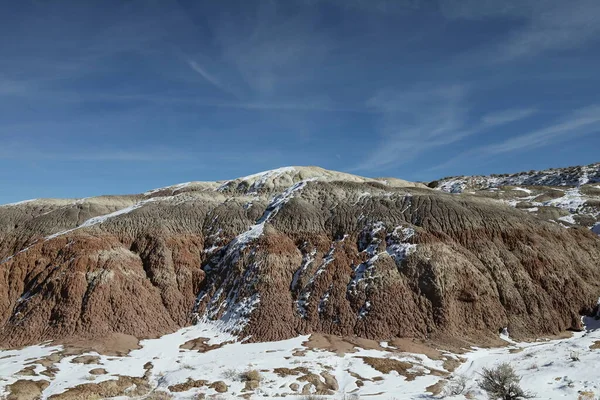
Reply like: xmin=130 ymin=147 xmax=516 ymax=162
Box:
xmin=1 ymin=166 xmax=599 ymax=348
xmin=429 ymin=162 xmax=600 ymax=232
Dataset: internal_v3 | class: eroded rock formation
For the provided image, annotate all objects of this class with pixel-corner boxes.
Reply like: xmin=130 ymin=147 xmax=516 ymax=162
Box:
xmin=1 ymin=166 xmax=599 ymax=348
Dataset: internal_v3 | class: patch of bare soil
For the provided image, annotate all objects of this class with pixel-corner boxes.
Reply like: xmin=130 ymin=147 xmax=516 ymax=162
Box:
xmin=88 ymin=368 xmax=107 ymax=375
xmin=273 ymin=367 xmax=310 ymax=377
xmin=360 ymin=357 xmax=418 ymax=380
xmin=6 ymin=379 xmax=49 ymax=400
xmin=47 ymin=375 xmax=151 ymax=399
xmin=208 ymin=381 xmax=228 ymax=393
xmin=296 ymin=371 xmax=338 ymax=395
xmin=442 ymin=356 xmax=466 ymax=373
xmin=303 ymin=333 xmax=385 ymax=355
xmin=71 ymin=355 xmax=101 ymax=365
xmin=168 ymin=378 xmax=208 ymax=392
xmin=16 ymin=365 xmax=38 ymax=376
xmin=179 ymin=337 xmax=231 ymax=352
xmin=427 ymin=379 xmax=447 ymax=395
xmin=61 ymin=333 xmax=140 ymax=356
xmin=589 ymin=340 xmax=600 ymax=350
xmin=387 ymin=337 xmax=444 ymax=359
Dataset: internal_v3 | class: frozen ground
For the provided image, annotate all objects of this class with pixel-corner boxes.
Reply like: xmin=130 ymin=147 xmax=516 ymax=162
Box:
xmin=0 ymin=317 xmax=599 ymax=399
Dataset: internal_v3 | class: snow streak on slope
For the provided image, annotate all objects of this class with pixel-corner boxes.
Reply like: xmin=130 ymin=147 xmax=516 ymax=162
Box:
xmin=196 ymin=179 xmax=315 ymax=331
xmin=45 ymin=199 xmax=156 ymax=240
xmin=0 ymin=199 xmax=38 ymax=207
xmin=348 ymin=223 xmax=417 ymax=319
xmin=217 ymin=167 xmax=297 ymax=193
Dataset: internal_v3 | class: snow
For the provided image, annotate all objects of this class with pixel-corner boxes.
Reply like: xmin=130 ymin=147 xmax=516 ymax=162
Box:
xmin=144 ymin=182 xmax=192 ymax=196
xmin=544 ymin=188 xmax=586 ymax=212
xmin=229 ymin=179 xmax=313 ymax=250
xmin=1 ymin=318 xmax=600 ymax=399
xmin=447 ymin=319 xmax=600 ymax=399
xmin=512 ymin=187 xmax=532 ymax=194
xmin=218 ymin=167 xmax=297 ymax=193
xmin=45 ymin=199 xmax=154 ymax=240
xmin=197 ymin=179 xmax=315 ymax=330
xmin=348 ymin=223 xmax=417 ymax=315
xmin=436 ymin=163 xmax=600 ymax=193
xmin=1 ymin=199 xmax=157 ymax=264
xmin=0 ymin=199 xmax=38 ymax=207
xmin=558 ymin=215 xmax=576 ymax=224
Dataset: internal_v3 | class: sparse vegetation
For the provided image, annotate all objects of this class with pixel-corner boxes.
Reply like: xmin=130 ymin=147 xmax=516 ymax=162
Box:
xmin=478 ymin=363 xmax=535 ymax=400
xmin=578 ymin=391 xmax=598 ymax=400
xmin=221 ymin=368 xmax=239 ymax=380
xmin=443 ymin=374 xmax=468 ymax=396
xmin=240 ymin=369 xmax=262 ymax=382
xmin=570 ymin=351 xmax=581 ymax=362
xmin=339 ymin=394 xmax=361 ymax=400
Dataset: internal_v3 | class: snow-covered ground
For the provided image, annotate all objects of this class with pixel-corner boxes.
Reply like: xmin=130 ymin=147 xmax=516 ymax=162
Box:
xmin=1 ymin=317 xmax=599 ymax=399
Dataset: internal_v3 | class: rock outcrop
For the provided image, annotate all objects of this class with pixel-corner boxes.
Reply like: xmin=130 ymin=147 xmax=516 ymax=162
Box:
xmin=1 ymin=166 xmax=599 ymax=348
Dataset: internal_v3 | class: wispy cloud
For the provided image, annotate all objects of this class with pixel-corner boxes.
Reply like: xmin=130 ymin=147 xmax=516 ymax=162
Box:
xmin=481 ymin=105 xmax=600 ymax=154
xmin=354 ymin=85 xmax=536 ymax=172
xmin=213 ymin=2 xmax=333 ymax=97
xmin=480 ymin=108 xmax=537 ymax=126
xmin=428 ymin=104 xmax=600 ymax=172
xmin=441 ymin=0 xmax=600 ymax=60
xmin=0 ymin=145 xmax=191 ymax=162
xmin=501 ymin=1 xmax=600 ymax=60
xmin=188 ymin=60 xmax=236 ymax=96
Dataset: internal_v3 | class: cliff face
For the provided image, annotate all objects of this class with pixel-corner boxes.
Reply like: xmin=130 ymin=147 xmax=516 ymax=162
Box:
xmin=1 ymin=166 xmax=599 ymax=348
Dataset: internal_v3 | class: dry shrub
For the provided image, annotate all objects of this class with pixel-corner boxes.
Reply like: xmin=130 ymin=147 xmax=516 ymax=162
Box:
xmin=443 ymin=375 xmax=467 ymax=396
xmin=478 ymin=363 xmax=534 ymax=400
xmin=241 ymin=369 xmax=262 ymax=382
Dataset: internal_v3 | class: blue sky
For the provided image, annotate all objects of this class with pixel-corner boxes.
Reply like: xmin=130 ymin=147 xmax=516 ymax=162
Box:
xmin=1 ymin=0 xmax=599 ymax=203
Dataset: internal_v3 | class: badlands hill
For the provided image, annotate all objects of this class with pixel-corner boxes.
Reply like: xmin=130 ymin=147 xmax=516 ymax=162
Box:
xmin=1 ymin=165 xmax=600 ymax=349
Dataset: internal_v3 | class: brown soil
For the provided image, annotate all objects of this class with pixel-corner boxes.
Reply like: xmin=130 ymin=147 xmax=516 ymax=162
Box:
xmin=427 ymin=379 xmax=447 ymax=395
xmin=273 ymin=367 xmax=310 ymax=377
xmin=16 ymin=365 xmax=38 ymax=376
xmin=6 ymin=379 xmax=49 ymax=400
xmin=360 ymin=357 xmax=418 ymax=380
xmin=180 ymin=337 xmax=230 ymax=352
xmin=168 ymin=378 xmax=208 ymax=392
xmin=208 ymin=381 xmax=228 ymax=393
xmin=71 ymin=355 xmax=101 ymax=365
xmin=88 ymin=368 xmax=107 ymax=375
xmin=62 ymin=332 xmax=140 ymax=356
xmin=47 ymin=375 xmax=151 ymax=399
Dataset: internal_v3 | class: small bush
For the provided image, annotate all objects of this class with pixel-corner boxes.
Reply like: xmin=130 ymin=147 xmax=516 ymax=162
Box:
xmin=241 ymin=369 xmax=262 ymax=382
xmin=578 ymin=391 xmax=597 ymax=400
xmin=221 ymin=368 xmax=239 ymax=380
xmin=478 ymin=363 xmax=534 ymax=400
xmin=444 ymin=375 xmax=468 ymax=396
